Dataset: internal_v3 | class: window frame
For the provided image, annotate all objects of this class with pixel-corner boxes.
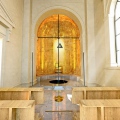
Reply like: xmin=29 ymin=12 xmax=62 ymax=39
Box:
xmin=115 ymin=0 xmax=120 ymax=66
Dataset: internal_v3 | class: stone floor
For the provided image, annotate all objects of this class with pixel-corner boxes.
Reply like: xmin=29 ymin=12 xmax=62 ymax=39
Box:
xmin=16 ymin=79 xmax=99 ymax=120
xmin=32 ymin=80 xmax=83 ymax=120
xmin=33 ymin=79 xmax=82 ymax=120
xmin=35 ymin=89 xmax=80 ymax=120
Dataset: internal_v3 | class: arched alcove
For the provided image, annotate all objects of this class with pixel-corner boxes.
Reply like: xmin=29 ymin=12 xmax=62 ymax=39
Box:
xmin=31 ymin=7 xmax=85 ymax=84
xmin=36 ymin=14 xmax=81 ymax=76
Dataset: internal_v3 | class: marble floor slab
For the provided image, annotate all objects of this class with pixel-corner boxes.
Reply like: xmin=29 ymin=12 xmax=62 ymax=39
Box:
xmin=16 ymin=79 xmax=100 ymax=120
xmin=35 ymin=90 xmax=79 ymax=120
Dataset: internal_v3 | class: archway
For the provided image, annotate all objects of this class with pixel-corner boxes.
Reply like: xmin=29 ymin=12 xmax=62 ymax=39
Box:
xmin=36 ymin=14 xmax=81 ymax=77
xmin=32 ymin=8 xmax=85 ymax=86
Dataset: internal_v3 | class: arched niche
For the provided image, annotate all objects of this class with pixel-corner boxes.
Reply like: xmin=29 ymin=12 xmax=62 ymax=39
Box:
xmin=31 ymin=7 xmax=85 ymax=82
xmin=36 ymin=14 xmax=81 ymax=76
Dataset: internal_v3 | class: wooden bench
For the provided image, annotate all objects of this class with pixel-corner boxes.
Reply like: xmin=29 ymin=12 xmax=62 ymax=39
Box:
xmin=0 ymin=100 xmax=35 ymax=120
xmin=0 ymin=88 xmax=44 ymax=104
xmin=80 ymin=99 xmax=120 ymax=120
xmin=72 ymin=87 xmax=120 ymax=104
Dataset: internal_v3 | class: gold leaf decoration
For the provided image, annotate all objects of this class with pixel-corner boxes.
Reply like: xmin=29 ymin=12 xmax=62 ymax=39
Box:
xmin=36 ymin=15 xmax=81 ymax=76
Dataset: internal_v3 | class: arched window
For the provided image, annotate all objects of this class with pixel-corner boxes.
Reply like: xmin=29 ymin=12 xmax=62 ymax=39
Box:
xmin=115 ymin=0 xmax=120 ymax=66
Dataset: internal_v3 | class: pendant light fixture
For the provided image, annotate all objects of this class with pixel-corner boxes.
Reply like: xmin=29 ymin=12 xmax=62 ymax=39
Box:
xmin=57 ymin=43 xmax=63 ymax=48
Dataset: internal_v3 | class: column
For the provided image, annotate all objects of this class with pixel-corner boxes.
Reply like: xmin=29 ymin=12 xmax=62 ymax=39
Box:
xmin=22 ymin=0 xmax=31 ymax=83
xmin=86 ymin=0 xmax=96 ymax=85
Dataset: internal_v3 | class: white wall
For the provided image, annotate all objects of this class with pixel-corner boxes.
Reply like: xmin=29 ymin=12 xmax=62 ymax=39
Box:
xmin=0 ymin=0 xmax=24 ymax=87
xmin=94 ymin=0 xmax=106 ymax=86
xmin=104 ymin=68 xmax=120 ymax=86
xmin=86 ymin=0 xmax=96 ymax=85
xmin=103 ymin=0 xmax=120 ymax=86
xmin=95 ymin=0 xmax=120 ymax=87
xmin=22 ymin=0 xmax=32 ymax=84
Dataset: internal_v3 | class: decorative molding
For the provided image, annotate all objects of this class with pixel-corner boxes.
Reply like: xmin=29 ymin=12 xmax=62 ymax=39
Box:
xmin=0 ymin=0 xmax=15 ymax=28
xmin=0 ymin=0 xmax=15 ymax=41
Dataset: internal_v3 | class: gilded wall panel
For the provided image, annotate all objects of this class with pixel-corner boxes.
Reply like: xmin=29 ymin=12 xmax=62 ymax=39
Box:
xmin=36 ymin=15 xmax=81 ymax=76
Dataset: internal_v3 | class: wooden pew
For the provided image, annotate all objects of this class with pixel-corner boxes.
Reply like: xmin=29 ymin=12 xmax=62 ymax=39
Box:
xmin=72 ymin=87 xmax=120 ymax=104
xmin=0 ymin=100 xmax=35 ymax=120
xmin=0 ymin=88 xmax=44 ymax=104
xmin=80 ymin=99 xmax=120 ymax=120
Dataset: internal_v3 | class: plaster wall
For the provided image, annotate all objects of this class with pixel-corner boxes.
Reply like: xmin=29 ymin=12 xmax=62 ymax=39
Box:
xmin=103 ymin=0 xmax=120 ymax=86
xmin=104 ymin=68 xmax=120 ymax=86
xmin=86 ymin=0 xmax=96 ymax=85
xmin=22 ymin=0 xmax=32 ymax=83
xmin=0 ymin=0 xmax=24 ymax=87
xmin=94 ymin=0 xmax=105 ymax=86
xmin=94 ymin=0 xmax=120 ymax=87
xmin=32 ymin=0 xmax=85 ymax=23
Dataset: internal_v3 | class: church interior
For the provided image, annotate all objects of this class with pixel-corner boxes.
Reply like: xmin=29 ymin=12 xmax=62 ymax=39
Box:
xmin=0 ymin=0 xmax=120 ymax=119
